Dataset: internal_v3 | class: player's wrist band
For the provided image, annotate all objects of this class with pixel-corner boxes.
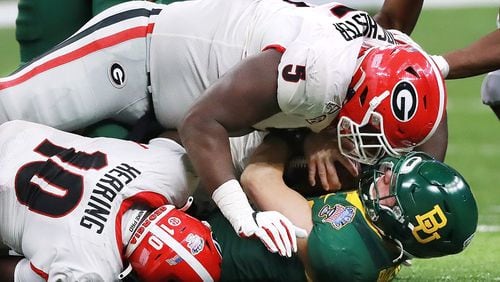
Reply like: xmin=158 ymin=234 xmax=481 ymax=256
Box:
xmin=431 ymin=55 xmax=450 ymax=79
xmin=212 ymin=179 xmax=255 ymax=231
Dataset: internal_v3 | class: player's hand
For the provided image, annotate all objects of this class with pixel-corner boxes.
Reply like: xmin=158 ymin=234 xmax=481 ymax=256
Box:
xmin=212 ymin=180 xmax=307 ymax=257
xmin=304 ymin=130 xmax=359 ymax=191
xmin=238 ymin=211 xmax=307 ymax=257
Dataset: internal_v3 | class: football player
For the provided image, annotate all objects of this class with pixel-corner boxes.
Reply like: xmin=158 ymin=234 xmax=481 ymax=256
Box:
xmin=0 ymin=0 xmax=447 ymax=256
xmin=0 ymin=120 xmax=218 ymax=281
xmin=0 ymin=121 xmax=477 ymax=281
xmin=11 ymin=0 xmax=427 ymax=178
xmin=215 ymin=135 xmax=478 ymax=281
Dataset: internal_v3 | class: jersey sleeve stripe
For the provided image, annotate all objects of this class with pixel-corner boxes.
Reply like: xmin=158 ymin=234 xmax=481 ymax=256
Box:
xmin=0 ymin=7 xmax=162 ymax=91
xmin=29 ymin=262 xmax=49 ymax=280
xmin=262 ymin=44 xmax=286 ymax=53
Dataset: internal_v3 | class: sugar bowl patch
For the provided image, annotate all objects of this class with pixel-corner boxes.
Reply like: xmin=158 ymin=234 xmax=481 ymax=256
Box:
xmin=318 ymin=204 xmax=356 ymax=230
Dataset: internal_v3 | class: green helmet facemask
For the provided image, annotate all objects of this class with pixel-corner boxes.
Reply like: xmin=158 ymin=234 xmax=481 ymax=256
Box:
xmin=359 ymin=151 xmax=478 ymax=259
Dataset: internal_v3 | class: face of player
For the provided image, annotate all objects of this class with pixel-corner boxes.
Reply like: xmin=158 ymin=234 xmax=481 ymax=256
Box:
xmin=371 ymin=168 xmax=397 ymax=208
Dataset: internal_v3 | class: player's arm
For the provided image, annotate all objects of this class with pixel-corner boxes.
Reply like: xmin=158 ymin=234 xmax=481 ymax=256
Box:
xmin=415 ymin=110 xmax=448 ymax=161
xmin=0 ymin=255 xmax=22 ymax=281
xmin=180 ymin=48 xmax=282 ymax=195
xmin=0 ymin=256 xmax=46 ymax=282
xmin=441 ymin=29 xmax=500 ymax=79
xmin=241 ymin=134 xmax=313 ymax=234
xmin=373 ymin=0 xmax=424 ymax=35
xmin=240 ymin=134 xmax=314 ymax=276
xmin=179 ymin=49 xmax=302 ymax=257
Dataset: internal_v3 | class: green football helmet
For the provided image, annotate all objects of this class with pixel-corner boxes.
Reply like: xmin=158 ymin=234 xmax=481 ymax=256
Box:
xmin=358 ymin=151 xmax=478 ymax=258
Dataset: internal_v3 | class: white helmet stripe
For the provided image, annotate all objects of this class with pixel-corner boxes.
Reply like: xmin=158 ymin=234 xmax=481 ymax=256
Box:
xmin=150 ymin=224 xmax=214 ymax=282
xmin=417 ymin=50 xmax=446 ymax=146
xmin=125 ymin=205 xmax=176 ymax=258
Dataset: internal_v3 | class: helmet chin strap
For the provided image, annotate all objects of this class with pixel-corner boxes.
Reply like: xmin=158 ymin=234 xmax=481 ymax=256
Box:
xmin=118 ymin=264 xmax=134 ymax=280
xmin=180 ymin=196 xmax=194 ymax=212
xmin=392 ymin=238 xmax=405 ymax=263
xmin=391 ymin=238 xmax=413 ymax=265
xmin=359 ymin=90 xmax=390 ymax=126
xmin=119 ymin=208 xmax=152 ymax=280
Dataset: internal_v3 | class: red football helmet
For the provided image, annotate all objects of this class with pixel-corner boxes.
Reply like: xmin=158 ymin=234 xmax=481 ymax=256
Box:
xmin=337 ymin=44 xmax=447 ymax=164
xmin=120 ymin=205 xmax=222 ymax=282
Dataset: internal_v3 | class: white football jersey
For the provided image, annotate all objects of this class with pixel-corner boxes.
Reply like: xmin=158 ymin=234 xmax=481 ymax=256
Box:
xmin=150 ymin=0 xmax=414 ymax=132
xmin=0 ymin=0 xmax=418 ymax=134
xmin=229 ymin=131 xmax=268 ymax=177
xmin=0 ymin=120 xmax=198 ymax=281
xmin=0 ymin=1 xmax=162 ymax=131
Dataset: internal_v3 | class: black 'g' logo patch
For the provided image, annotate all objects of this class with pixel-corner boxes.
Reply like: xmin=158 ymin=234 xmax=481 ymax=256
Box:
xmin=391 ymin=81 xmax=418 ymax=122
xmin=108 ymin=63 xmax=126 ymax=88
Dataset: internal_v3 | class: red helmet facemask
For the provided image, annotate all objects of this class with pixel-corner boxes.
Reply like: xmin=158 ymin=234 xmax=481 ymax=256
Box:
xmin=119 ymin=205 xmax=222 ymax=282
xmin=337 ymin=44 xmax=447 ymax=165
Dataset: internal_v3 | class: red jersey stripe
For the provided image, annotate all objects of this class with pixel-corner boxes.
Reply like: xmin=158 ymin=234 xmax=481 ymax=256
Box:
xmin=30 ymin=262 xmax=49 ymax=280
xmin=0 ymin=23 xmax=155 ymax=91
xmin=263 ymin=44 xmax=286 ymax=53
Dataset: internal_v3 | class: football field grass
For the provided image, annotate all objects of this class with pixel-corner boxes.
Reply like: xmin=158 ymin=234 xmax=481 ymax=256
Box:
xmin=0 ymin=6 xmax=499 ymax=281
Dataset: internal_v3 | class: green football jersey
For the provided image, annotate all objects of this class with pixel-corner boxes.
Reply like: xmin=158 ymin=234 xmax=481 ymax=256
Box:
xmin=16 ymin=0 xmax=93 ymax=64
xmin=208 ymin=212 xmax=307 ymax=282
xmin=307 ymin=191 xmax=401 ymax=282
xmin=208 ymin=191 xmax=401 ymax=282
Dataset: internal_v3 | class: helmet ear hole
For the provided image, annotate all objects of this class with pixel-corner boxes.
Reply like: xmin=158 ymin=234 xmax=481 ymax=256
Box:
xmin=345 ymin=88 xmax=356 ymax=102
xmin=439 ymin=198 xmax=451 ymax=213
xmin=405 ymin=66 xmax=419 ymax=78
xmin=359 ymin=87 xmax=368 ymax=105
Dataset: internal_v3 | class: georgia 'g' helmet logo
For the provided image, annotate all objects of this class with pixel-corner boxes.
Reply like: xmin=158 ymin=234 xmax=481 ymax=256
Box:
xmin=391 ymin=81 xmax=418 ymax=122
xmin=108 ymin=62 xmax=126 ymax=88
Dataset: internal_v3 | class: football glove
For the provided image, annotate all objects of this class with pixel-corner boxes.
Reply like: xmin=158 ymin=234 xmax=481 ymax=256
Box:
xmin=212 ymin=179 xmax=307 ymax=257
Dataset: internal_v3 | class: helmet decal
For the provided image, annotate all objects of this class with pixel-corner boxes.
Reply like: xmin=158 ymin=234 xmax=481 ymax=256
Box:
xmin=186 ymin=233 xmax=205 ymax=255
xmin=148 ymin=224 xmax=214 ymax=280
xmin=166 ymin=255 xmax=184 ymax=266
xmin=399 ymin=155 xmax=422 ymax=174
xmin=412 ymin=204 xmax=448 ymax=244
xmin=168 ymin=216 xmax=181 ymax=226
xmin=391 ymin=81 xmax=418 ymax=122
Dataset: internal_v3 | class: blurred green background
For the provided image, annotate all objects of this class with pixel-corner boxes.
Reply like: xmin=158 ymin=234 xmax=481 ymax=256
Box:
xmin=0 ymin=4 xmax=499 ymax=281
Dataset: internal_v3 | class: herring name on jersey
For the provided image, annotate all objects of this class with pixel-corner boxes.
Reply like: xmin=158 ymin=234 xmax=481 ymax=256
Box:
xmin=0 ymin=120 xmax=197 ymax=280
xmin=80 ymin=162 xmax=141 ymax=234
